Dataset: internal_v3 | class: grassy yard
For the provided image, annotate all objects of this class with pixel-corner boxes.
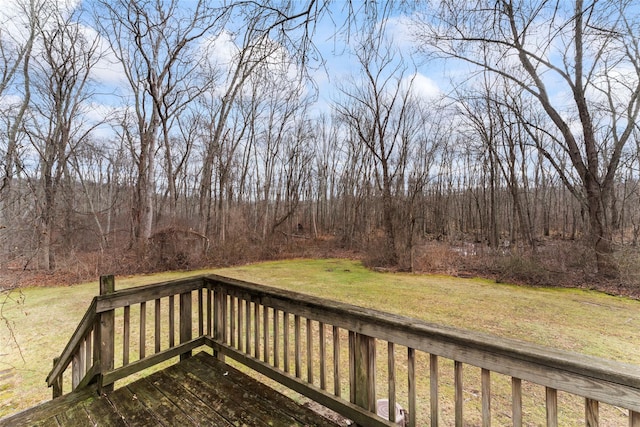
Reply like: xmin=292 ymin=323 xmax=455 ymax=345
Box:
xmin=1 ymin=259 xmax=639 ymax=421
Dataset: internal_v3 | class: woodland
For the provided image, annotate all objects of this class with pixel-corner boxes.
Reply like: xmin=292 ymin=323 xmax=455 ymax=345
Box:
xmin=1 ymin=0 xmax=640 ymax=296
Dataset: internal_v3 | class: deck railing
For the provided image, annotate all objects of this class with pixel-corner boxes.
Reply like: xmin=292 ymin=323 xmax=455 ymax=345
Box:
xmin=47 ymin=274 xmax=640 ymax=427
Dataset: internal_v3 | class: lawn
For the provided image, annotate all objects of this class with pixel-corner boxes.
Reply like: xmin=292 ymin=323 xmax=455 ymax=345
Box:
xmin=1 ymin=259 xmax=639 ymax=421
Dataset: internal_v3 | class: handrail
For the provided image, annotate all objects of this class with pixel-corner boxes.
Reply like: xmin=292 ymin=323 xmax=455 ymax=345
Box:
xmin=46 ymin=273 xmax=640 ymax=426
xmin=203 ymin=274 xmax=640 ymax=408
xmin=46 ymin=297 xmax=98 ymax=387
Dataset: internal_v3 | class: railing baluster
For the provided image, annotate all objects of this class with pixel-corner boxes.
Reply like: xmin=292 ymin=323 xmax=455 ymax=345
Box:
xmin=455 ymin=361 xmax=463 ymax=427
xmin=274 ymin=309 xmax=280 ymax=369
xmin=430 ymin=354 xmax=439 ymax=427
xmin=307 ymin=318 xmax=313 ymax=383
xmin=284 ymin=311 xmax=290 ymax=373
xmin=72 ymin=347 xmax=81 ymax=389
xmin=295 ymin=314 xmax=301 ymax=378
xmin=154 ymin=298 xmax=161 ymax=353
xmin=179 ymin=291 xmax=192 ymax=360
xmin=230 ymin=296 xmax=236 ymax=347
xmin=206 ymin=287 xmax=212 ymax=336
xmin=630 ymin=411 xmax=640 ymax=427
xmin=264 ymin=305 xmax=269 ymax=363
xmin=254 ymin=302 xmax=259 ymax=359
xmin=245 ymin=299 xmax=251 ymax=355
xmin=237 ymin=297 xmax=244 ymax=352
xmin=585 ymin=398 xmax=598 ymax=427
xmin=169 ymin=295 xmax=175 ymax=348
xmin=546 ymin=387 xmax=558 ymax=427
xmin=85 ymin=332 xmax=92 ymax=374
xmin=512 ymin=377 xmax=522 ymax=427
xmin=388 ymin=342 xmax=396 ymax=424
xmin=198 ymin=288 xmax=203 ymax=336
xmin=482 ymin=368 xmax=491 ymax=427
xmin=123 ymin=306 xmax=130 ymax=366
xmin=333 ymin=325 xmax=341 ymax=397
xmin=349 ymin=331 xmax=356 ymax=404
xmin=408 ymin=347 xmax=416 ymax=427
xmin=140 ymin=301 xmax=146 ymax=359
xmin=223 ymin=293 xmax=228 ymax=343
xmin=319 ymin=321 xmax=326 ymax=390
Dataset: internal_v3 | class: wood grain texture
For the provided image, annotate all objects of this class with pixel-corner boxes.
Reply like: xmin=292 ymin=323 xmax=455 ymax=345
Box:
xmin=4 ymin=352 xmax=341 ymax=427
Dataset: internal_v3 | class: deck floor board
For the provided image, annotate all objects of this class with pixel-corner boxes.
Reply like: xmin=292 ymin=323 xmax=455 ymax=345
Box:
xmin=0 ymin=352 xmax=341 ymax=426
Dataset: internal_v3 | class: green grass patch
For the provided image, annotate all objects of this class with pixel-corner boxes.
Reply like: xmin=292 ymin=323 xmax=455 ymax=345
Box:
xmin=1 ymin=259 xmax=639 ymax=420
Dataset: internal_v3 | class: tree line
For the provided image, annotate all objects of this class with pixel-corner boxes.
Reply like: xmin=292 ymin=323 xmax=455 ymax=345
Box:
xmin=1 ymin=0 xmax=639 ymax=280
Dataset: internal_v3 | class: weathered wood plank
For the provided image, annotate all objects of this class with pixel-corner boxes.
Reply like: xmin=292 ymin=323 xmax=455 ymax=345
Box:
xmin=166 ymin=360 xmax=279 ymax=426
xmin=126 ymin=375 xmax=197 ymax=425
xmin=54 ymin=399 xmax=92 ymax=426
xmin=83 ymin=394 xmax=128 ymax=427
xmin=107 ymin=384 xmax=161 ymax=426
xmin=0 ymin=388 xmax=96 ymax=426
xmin=146 ymin=370 xmax=234 ymax=426
xmin=209 ymin=340 xmax=395 ymax=427
xmin=196 ymin=352 xmax=339 ymax=427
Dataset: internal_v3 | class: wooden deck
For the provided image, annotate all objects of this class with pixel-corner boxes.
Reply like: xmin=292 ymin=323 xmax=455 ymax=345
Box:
xmin=0 ymin=352 xmax=341 ymax=427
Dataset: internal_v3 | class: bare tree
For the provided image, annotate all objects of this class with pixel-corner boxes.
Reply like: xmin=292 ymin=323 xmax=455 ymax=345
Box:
xmin=22 ymin=3 xmax=100 ymax=269
xmin=417 ymin=0 xmax=640 ymax=276
xmin=334 ymin=33 xmax=418 ymax=266
xmin=95 ymin=0 xmax=228 ymax=255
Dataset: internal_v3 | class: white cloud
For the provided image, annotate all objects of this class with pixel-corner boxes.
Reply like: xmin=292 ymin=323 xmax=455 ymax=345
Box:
xmin=406 ymin=72 xmax=440 ymax=100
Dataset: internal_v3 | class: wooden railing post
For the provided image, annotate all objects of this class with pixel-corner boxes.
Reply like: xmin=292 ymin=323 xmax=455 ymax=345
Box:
xmin=179 ymin=290 xmax=192 ymax=360
xmin=98 ymin=275 xmax=115 ymax=394
xmin=52 ymin=357 xmax=62 ymax=398
xmin=353 ymin=332 xmax=376 ymax=423
xmin=213 ymin=287 xmax=225 ymax=361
